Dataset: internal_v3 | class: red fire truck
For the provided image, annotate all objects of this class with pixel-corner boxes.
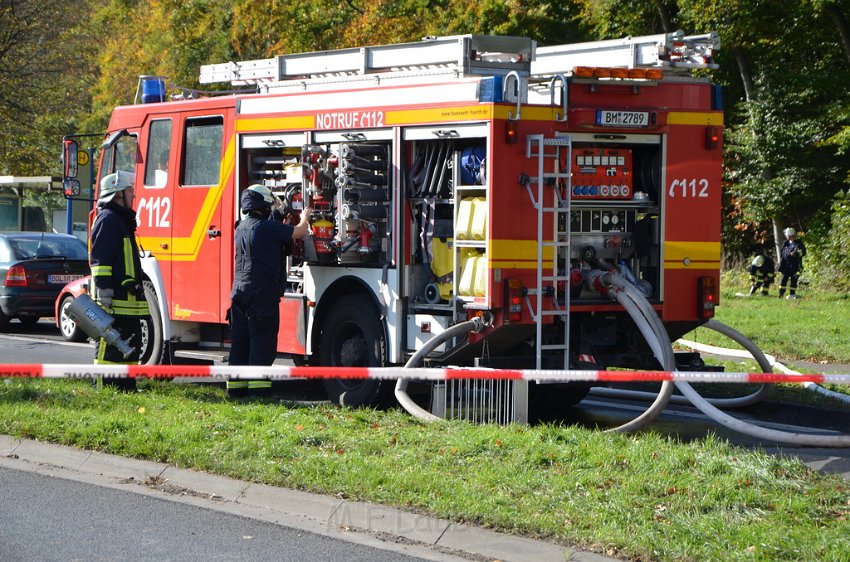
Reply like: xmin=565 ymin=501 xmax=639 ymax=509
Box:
xmin=64 ymin=31 xmax=722 ymax=417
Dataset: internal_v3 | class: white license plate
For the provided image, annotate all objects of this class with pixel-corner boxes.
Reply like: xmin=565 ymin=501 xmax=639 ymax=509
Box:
xmin=596 ymin=110 xmax=650 ymax=128
xmin=49 ymin=274 xmax=83 ymax=285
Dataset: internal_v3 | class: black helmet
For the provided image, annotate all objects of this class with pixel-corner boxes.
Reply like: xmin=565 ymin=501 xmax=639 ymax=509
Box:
xmin=240 ymin=186 xmax=272 ymax=212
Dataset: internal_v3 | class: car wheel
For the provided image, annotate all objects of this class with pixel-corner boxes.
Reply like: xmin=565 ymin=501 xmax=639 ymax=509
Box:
xmin=59 ymin=296 xmax=88 ymax=342
xmin=320 ymin=296 xmax=385 ymax=407
xmin=0 ymin=308 xmax=9 ymax=329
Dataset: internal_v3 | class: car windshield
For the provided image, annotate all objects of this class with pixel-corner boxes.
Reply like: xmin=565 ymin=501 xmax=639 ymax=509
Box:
xmin=9 ymin=237 xmax=88 ymax=260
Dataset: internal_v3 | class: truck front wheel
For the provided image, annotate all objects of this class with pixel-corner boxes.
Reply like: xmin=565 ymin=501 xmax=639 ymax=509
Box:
xmin=140 ymin=280 xmax=166 ymax=365
xmin=319 ymin=296 xmax=385 ymax=407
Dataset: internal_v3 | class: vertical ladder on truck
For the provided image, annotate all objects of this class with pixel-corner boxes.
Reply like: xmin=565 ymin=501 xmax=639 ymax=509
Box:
xmin=524 ymin=135 xmax=572 ymax=371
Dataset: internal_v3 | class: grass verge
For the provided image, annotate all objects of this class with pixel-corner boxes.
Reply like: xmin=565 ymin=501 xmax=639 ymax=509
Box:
xmin=710 ymin=275 xmax=850 ymax=364
xmin=2 ymin=378 xmax=850 ymax=562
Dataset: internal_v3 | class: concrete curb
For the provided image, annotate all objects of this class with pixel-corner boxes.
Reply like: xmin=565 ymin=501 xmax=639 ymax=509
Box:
xmin=1 ymin=434 xmax=619 ymax=562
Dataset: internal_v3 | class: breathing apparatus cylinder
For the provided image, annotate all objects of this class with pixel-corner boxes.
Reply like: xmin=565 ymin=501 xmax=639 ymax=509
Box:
xmin=66 ymin=293 xmax=137 ymax=358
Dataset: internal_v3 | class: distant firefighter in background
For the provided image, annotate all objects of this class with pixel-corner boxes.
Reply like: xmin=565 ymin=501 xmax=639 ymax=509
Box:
xmin=778 ymin=227 xmax=807 ymax=299
xmin=746 ymin=254 xmax=775 ymax=296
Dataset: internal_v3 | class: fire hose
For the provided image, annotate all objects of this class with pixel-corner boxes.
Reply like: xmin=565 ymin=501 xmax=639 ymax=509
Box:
xmin=397 ymin=269 xmax=850 ymax=445
xmin=588 ymin=270 xmax=850 ymax=446
xmin=395 ymin=317 xmax=484 ymax=421
xmin=678 ymin=335 xmax=850 ymax=406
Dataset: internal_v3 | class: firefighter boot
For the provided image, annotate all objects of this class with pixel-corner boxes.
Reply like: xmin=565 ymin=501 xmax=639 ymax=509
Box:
xmin=226 ymin=380 xmax=249 ymax=399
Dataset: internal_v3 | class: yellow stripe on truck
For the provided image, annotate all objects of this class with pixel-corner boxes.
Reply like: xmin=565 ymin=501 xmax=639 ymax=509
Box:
xmin=489 ymin=239 xmax=555 ymax=269
xmin=664 ymin=241 xmax=721 ymax=269
xmin=667 ymin=112 xmax=724 ymax=126
xmin=138 ymin=137 xmax=235 ymax=262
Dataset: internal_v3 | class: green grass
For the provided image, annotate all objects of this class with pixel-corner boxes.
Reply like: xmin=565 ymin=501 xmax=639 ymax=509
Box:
xmin=704 ymin=273 xmax=850 ymax=364
xmin=3 ymin=281 xmax=850 ymax=561
xmin=2 ymin=378 xmax=850 ymax=562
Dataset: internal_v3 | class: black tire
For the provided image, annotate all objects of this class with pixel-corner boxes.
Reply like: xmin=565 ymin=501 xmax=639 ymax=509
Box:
xmin=58 ymin=295 xmax=88 ymax=342
xmin=0 ymin=309 xmax=9 ymax=329
xmin=139 ymin=280 xmax=167 ymax=365
xmin=319 ymin=296 xmax=385 ymax=407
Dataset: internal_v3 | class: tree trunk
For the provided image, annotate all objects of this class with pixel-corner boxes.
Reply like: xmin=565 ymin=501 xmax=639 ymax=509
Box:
xmin=733 ymin=47 xmax=755 ymax=102
xmin=735 ymin=47 xmax=783 ymax=258
xmin=826 ymin=5 xmax=850 ymax=64
xmin=654 ymin=1 xmax=672 ymax=33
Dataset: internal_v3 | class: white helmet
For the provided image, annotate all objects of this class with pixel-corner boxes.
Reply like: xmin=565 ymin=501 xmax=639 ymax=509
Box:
xmin=783 ymin=227 xmax=796 ymax=237
xmin=99 ymin=171 xmax=135 ymax=203
xmin=752 ymin=255 xmax=765 ymax=267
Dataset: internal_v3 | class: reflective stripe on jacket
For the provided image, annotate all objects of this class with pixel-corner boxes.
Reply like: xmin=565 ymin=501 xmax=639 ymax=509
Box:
xmin=90 ymin=202 xmax=148 ymax=316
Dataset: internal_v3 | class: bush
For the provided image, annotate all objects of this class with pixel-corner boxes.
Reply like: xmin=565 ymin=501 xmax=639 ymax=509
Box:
xmin=806 ymin=190 xmax=850 ymax=291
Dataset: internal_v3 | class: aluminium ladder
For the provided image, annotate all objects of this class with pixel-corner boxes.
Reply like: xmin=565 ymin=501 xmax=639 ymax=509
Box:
xmin=199 ymin=35 xmax=534 ymax=90
xmin=531 ymin=30 xmax=719 ymax=75
xmin=524 ymin=135 xmax=572 ymax=371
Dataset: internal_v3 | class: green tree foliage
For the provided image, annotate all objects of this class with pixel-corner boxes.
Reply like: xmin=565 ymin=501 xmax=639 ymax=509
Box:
xmin=807 ymin=190 xmax=850 ymax=290
xmin=3 ymin=0 xmax=850 ymax=282
xmin=0 ymin=0 xmax=91 ymax=175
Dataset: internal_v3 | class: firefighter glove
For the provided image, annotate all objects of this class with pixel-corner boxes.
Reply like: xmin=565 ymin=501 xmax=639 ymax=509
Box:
xmin=123 ymin=279 xmax=145 ymax=297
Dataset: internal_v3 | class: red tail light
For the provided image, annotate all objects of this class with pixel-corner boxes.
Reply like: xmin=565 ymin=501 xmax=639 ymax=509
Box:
xmin=504 ymin=278 xmax=523 ymax=323
xmin=705 ymin=126 xmax=720 ymax=149
xmin=5 ymin=265 xmax=28 ymax=287
xmin=505 ymin=119 xmax=518 ymax=144
xmin=697 ymin=276 xmax=716 ymax=318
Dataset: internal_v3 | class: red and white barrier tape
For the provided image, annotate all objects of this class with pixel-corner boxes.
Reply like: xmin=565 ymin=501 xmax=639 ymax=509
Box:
xmin=1 ymin=364 xmax=849 ymax=385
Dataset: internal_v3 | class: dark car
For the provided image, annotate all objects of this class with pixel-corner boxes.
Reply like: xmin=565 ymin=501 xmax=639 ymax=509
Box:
xmin=0 ymin=232 xmax=89 ymax=329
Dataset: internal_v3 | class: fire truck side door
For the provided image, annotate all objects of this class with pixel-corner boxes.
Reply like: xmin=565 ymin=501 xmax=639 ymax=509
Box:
xmin=166 ymin=113 xmax=227 ymax=323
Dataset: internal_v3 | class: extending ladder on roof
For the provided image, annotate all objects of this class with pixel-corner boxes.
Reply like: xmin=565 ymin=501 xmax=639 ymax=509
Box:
xmin=524 ymin=135 xmax=572 ymax=371
xmin=200 ymin=34 xmax=534 ymax=89
xmin=531 ymin=30 xmax=719 ymax=75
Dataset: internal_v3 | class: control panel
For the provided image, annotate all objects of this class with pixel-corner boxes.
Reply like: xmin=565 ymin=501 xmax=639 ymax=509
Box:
xmin=570 ymin=148 xmax=632 ymax=199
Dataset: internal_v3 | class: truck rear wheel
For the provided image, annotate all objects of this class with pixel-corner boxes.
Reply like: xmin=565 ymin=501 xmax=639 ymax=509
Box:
xmin=319 ymin=296 xmax=385 ymax=407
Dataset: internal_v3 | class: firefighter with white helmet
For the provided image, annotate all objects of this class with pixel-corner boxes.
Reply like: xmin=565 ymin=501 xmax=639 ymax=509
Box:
xmin=90 ymin=171 xmax=151 ymax=389
xmin=778 ymin=227 xmax=806 ymax=299
xmin=746 ymin=253 xmax=775 ymax=296
xmin=226 ymin=185 xmax=312 ymax=397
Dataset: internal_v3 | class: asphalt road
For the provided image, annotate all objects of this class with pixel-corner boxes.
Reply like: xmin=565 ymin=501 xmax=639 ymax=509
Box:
xmin=0 ymin=466 xmax=435 ymax=562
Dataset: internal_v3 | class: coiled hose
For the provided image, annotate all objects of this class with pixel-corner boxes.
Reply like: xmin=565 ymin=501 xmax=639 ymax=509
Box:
xmin=394 ymin=317 xmax=483 ymax=421
xmin=596 ymin=270 xmax=850 ymax=446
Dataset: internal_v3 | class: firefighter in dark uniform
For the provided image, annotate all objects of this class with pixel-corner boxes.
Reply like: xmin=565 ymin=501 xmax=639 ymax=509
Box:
xmin=746 ymin=254 xmax=775 ymax=296
xmin=90 ymin=171 xmax=150 ymax=390
xmin=778 ymin=227 xmax=806 ymax=299
xmin=227 ymin=185 xmax=311 ymax=396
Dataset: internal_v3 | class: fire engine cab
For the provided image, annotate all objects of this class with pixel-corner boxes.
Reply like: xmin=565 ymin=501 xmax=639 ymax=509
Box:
xmin=67 ymin=31 xmax=723 ymax=417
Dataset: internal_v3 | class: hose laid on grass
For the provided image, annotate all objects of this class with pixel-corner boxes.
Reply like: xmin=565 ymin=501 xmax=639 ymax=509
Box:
xmin=678 ymin=336 xmax=850 ymax=406
xmin=589 ymin=271 xmax=850 ymax=446
xmin=594 ymin=319 xmax=773 ymax=408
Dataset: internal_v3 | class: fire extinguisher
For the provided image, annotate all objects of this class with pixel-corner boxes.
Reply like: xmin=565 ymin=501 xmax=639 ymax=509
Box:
xmin=311 ymin=216 xmax=335 ymax=256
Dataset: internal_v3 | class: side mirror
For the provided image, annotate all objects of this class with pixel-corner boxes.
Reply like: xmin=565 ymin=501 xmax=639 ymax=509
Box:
xmin=63 ymin=138 xmax=79 ymax=179
xmin=63 ymin=179 xmax=81 ymax=197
